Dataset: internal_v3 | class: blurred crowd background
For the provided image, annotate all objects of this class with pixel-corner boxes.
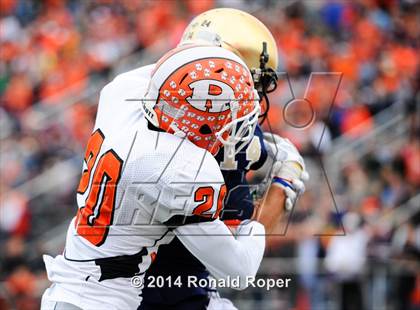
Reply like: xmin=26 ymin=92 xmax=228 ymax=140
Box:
xmin=0 ymin=0 xmax=419 ymax=309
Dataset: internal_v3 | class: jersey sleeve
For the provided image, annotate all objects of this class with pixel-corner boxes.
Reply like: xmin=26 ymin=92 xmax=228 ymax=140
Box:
xmin=175 ymin=219 xmax=265 ymax=290
xmin=141 ymin=140 xmax=227 ymax=226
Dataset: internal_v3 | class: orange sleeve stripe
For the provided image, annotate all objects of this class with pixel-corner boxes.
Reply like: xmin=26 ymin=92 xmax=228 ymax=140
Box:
xmin=224 ymin=219 xmax=241 ymax=227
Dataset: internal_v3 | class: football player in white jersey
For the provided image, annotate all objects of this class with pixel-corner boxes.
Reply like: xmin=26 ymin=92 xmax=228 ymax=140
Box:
xmin=41 ymin=43 xmax=307 ymax=310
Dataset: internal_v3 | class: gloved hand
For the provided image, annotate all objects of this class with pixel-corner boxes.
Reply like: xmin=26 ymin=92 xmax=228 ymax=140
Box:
xmin=263 ymin=132 xmax=309 ymax=211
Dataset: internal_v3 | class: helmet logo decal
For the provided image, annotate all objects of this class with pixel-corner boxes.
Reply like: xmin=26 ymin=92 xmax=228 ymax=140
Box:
xmin=186 ymin=80 xmax=233 ymax=113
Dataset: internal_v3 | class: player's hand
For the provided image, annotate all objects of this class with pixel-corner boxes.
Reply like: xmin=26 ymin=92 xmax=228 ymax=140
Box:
xmin=263 ymin=133 xmax=309 ymax=211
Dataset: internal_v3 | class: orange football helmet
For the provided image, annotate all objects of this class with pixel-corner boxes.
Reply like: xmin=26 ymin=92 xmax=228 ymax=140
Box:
xmin=141 ymin=45 xmax=260 ymax=156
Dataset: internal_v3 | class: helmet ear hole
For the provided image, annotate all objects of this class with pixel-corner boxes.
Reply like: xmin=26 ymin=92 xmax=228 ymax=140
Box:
xmin=199 ymin=124 xmax=212 ymax=135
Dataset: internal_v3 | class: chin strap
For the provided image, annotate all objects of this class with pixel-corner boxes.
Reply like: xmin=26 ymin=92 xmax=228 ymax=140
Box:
xmin=251 ymin=42 xmax=278 ymax=125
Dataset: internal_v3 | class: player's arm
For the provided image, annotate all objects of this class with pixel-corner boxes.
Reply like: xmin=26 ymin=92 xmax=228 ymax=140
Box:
xmin=173 ymin=180 xmax=289 ymax=290
xmin=175 ymin=218 xmax=264 ymax=290
xmin=252 ymin=133 xmax=309 ymax=233
xmin=156 ymin=153 xmax=266 ymax=290
xmin=173 ymin=171 xmax=292 ymax=290
xmin=163 ymin=140 xmax=306 ymax=290
xmin=252 ymin=183 xmax=287 ymax=234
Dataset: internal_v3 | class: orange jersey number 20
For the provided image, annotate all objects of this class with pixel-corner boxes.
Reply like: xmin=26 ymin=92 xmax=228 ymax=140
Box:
xmin=75 ymin=129 xmax=123 ymax=246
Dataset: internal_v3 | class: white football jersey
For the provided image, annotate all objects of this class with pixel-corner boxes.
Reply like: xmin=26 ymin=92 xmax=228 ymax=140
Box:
xmin=42 ymin=64 xmax=227 ymax=309
xmin=43 ymin=46 xmax=267 ymax=310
